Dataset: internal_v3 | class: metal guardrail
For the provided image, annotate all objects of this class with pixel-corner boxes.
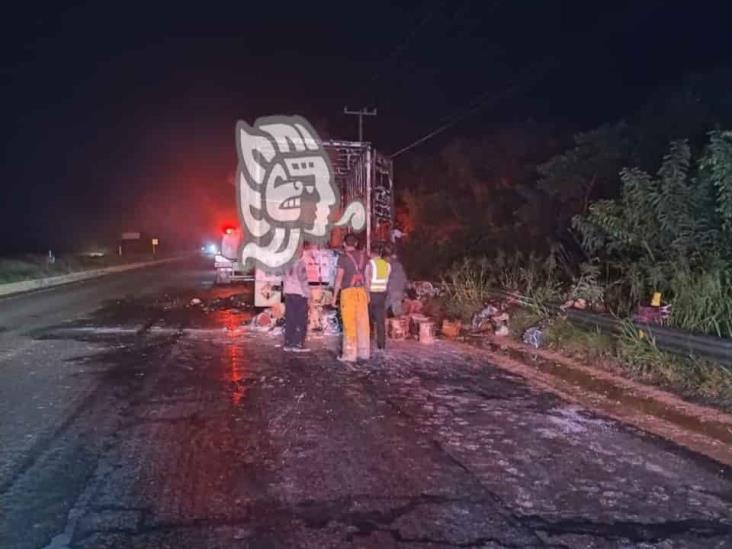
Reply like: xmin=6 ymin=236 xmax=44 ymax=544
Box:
xmin=562 ymin=308 xmax=732 ymax=366
xmin=487 ymin=289 xmax=732 ymax=366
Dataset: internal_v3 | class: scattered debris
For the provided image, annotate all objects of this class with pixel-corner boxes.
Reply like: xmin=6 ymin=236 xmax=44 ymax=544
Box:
xmin=251 ymin=311 xmax=274 ymax=330
xmin=633 ymin=304 xmax=671 ymax=325
xmin=471 ymin=304 xmax=498 ymax=331
xmin=495 ymin=325 xmax=510 ymax=337
xmin=207 ymin=294 xmax=252 ymax=310
xmin=522 ymin=326 xmax=545 ymax=348
xmin=402 ymin=298 xmax=424 ymax=315
xmin=307 ymin=287 xmax=337 ymax=333
xmin=388 ymin=317 xmax=409 ymax=340
xmin=441 ymin=319 xmax=462 ymax=338
xmin=492 ymin=311 xmax=510 ymax=324
xmin=321 ymin=309 xmax=341 ymax=335
xmin=471 ymin=303 xmax=510 ymax=332
xmin=410 ymin=280 xmax=442 ymax=299
xmin=409 ymin=314 xmax=430 ymax=336
xmin=270 ymin=302 xmax=285 ymax=319
xmin=418 ymin=320 xmax=435 ymax=344
xmin=561 ymin=297 xmax=587 ymax=311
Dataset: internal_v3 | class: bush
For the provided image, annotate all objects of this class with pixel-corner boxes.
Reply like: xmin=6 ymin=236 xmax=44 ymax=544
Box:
xmin=573 ymin=131 xmax=732 ymax=333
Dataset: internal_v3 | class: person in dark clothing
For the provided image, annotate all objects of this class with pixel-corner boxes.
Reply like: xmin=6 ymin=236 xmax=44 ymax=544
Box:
xmin=386 ymin=249 xmax=408 ymax=317
xmin=365 ymin=244 xmax=392 ymax=352
xmin=283 ymin=247 xmax=311 ymax=352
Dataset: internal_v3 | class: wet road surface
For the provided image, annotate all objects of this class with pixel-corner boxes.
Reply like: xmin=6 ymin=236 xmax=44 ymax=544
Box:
xmin=0 ymin=260 xmax=730 ymax=548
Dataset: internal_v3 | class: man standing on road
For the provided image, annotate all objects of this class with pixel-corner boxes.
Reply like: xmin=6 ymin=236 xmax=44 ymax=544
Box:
xmin=386 ymin=247 xmax=407 ymax=317
xmin=365 ymin=244 xmax=392 ymax=353
xmin=283 ymin=245 xmax=311 ymax=352
xmin=332 ymin=234 xmax=370 ymax=363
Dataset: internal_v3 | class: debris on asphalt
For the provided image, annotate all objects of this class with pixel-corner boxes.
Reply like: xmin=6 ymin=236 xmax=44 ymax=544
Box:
xmin=418 ymin=320 xmax=436 ymax=344
xmin=251 ymin=311 xmax=274 ymax=330
xmin=388 ymin=317 xmax=409 ymax=340
xmin=307 ymin=287 xmax=338 ymax=334
xmin=270 ymin=302 xmax=285 ymax=319
xmin=409 ymin=314 xmax=430 ymax=336
xmin=321 ymin=309 xmax=341 ymax=335
xmin=207 ymin=294 xmax=252 ymax=311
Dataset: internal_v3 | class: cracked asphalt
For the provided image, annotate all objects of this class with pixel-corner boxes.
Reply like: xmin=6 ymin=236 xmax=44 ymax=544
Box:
xmin=0 ymin=259 xmax=730 ymax=548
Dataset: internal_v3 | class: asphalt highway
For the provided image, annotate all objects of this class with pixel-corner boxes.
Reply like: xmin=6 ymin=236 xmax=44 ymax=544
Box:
xmin=0 ymin=259 xmax=729 ymax=548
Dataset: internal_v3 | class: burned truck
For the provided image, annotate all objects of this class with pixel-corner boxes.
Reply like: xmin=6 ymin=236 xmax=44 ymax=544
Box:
xmin=252 ymin=139 xmax=395 ymax=308
xmin=324 ymin=139 xmax=395 ymax=252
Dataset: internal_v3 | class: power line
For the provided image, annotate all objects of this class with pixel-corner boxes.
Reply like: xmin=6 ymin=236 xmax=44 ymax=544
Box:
xmin=390 ymin=58 xmax=556 ymax=158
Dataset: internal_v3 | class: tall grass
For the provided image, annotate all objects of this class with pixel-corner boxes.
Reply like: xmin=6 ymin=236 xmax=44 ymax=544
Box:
xmin=435 ymin=244 xmax=732 ymax=342
xmin=669 ymin=264 xmax=732 ymax=338
xmin=440 ymin=251 xmax=563 ymax=320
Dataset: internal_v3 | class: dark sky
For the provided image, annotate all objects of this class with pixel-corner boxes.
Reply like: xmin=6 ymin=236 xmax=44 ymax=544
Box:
xmin=1 ymin=0 xmax=731 ymax=253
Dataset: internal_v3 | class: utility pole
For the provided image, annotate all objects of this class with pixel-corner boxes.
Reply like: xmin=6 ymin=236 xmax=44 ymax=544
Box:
xmin=343 ymin=107 xmax=377 ymax=142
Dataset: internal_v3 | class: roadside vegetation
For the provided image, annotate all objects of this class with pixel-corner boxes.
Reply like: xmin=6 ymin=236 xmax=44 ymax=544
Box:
xmin=428 ymin=132 xmax=732 ymax=332
xmin=399 ymin=73 xmax=732 ymax=409
xmin=420 ymin=132 xmax=732 ymax=409
xmin=0 ymin=253 xmax=157 ymax=284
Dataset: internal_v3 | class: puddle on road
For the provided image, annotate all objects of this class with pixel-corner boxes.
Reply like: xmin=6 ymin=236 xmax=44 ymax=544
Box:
xmin=474 ymin=340 xmax=732 ymax=447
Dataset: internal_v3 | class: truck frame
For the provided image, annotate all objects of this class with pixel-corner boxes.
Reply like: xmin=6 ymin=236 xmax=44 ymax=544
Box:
xmin=251 ymin=139 xmax=395 ymax=307
xmin=323 ymin=139 xmax=395 ymax=253
xmin=214 ymin=140 xmax=394 ymax=307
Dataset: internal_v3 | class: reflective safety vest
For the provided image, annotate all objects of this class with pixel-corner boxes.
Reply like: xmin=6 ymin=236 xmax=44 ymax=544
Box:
xmin=369 ymin=257 xmax=391 ymax=292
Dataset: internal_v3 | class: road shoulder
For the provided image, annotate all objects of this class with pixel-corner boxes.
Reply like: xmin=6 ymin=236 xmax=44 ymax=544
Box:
xmin=458 ymin=334 xmax=732 ymax=467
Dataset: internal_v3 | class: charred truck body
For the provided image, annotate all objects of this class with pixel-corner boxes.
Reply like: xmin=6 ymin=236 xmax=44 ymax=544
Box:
xmin=324 ymin=140 xmax=394 ymax=252
xmin=248 ymin=139 xmax=395 ymax=308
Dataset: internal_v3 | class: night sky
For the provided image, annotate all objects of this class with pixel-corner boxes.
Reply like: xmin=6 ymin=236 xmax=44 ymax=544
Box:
xmin=1 ymin=0 xmax=730 ymax=254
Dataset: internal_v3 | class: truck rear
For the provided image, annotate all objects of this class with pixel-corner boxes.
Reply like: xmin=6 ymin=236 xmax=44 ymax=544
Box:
xmin=252 ymin=139 xmax=395 ymax=309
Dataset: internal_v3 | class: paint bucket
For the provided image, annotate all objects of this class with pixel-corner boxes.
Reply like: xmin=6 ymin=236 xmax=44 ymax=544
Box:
xmin=409 ymin=314 xmax=429 ymax=336
xmin=419 ymin=321 xmax=435 ymax=344
xmin=441 ymin=319 xmax=461 ymax=339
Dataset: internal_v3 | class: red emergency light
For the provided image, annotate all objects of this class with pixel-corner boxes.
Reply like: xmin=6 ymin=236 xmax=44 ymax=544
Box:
xmin=222 ymin=225 xmax=236 ymax=235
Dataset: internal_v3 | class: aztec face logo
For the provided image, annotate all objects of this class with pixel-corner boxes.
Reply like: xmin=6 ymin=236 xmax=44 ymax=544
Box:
xmin=236 ymin=115 xmax=365 ymax=271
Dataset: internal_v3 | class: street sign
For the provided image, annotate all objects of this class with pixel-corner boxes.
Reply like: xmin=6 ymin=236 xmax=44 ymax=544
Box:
xmin=121 ymin=232 xmax=141 ymax=240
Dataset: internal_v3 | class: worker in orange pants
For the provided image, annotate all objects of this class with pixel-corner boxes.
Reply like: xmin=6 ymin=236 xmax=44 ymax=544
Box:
xmin=332 ymin=234 xmax=370 ymax=363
